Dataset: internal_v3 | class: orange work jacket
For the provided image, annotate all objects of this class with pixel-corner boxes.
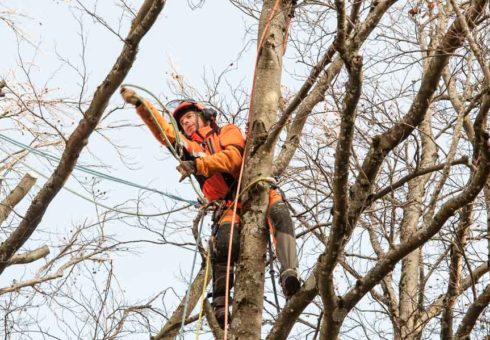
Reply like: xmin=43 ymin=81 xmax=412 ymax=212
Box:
xmin=136 ymin=100 xmax=245 ymax=201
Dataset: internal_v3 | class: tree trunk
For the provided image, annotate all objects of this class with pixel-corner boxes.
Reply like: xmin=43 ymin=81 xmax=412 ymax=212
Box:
xmin=399 ymin=112 xmax=436 ymax=339
xmin=229 ymin=1 xmax=291 ymax=339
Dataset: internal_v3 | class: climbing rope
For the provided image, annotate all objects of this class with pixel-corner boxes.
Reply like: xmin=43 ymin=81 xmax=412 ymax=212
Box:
xmin=195 ymin=249 xmax=211 ymax=339
xmin=222 ymin=0 xmax=284 ymax=337
xmin=178 ymin=210 xmax=207 ymax=339
xmin=121 ymin=83 xmax=183 ymax=156
xmin=267 ymin=218 xmax=281 ymax=314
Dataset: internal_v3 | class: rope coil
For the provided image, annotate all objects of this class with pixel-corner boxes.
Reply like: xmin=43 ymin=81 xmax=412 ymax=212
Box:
xmin=121 ymin=83 xmax=206 ymax=203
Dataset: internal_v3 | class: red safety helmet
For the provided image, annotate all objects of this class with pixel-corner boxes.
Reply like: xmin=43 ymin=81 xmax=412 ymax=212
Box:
xmin=167 ymin=99 xmax=219 ymax=132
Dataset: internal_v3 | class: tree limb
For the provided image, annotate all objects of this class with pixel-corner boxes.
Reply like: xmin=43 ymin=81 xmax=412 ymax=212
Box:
xmin=368 ymin=157 xmax=469 ymax=204
xmin=415 ymin=262 xmax=488 ymax=333
xmin=7 ymin=245 xmax=49 ymax=265
xmin=151 ymin=266 xmax=211 ymax=340
xmin=347 ymin=0 xmax=489 ymax=230
xmin=319 ymin=54 xmax=363 ymax=338
xmin=343 ymin=110 xmax=490 ymax=315
xmin=454 ymin=283 xmax=490 ymax=339
xmin=0 ymin=172 xmax=37 ymax=225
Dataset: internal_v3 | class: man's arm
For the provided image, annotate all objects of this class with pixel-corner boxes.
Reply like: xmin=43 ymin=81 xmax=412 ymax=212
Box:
xmin=135 ymin=99 xmax=178 ymax=146
xmin=120 ymin=87 xmax=179 ymax=146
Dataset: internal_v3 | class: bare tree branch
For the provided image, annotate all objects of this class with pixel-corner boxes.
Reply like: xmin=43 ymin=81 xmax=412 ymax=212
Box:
xmin=454 ymin=283 xmax=490 ymax=339
xmin=7 ymin=245 xmax=49 ymax=265
xmin=319 ymin=54 xmax=363 ymax=338
xmin=0 ymin=172 xmax=36 ymax=225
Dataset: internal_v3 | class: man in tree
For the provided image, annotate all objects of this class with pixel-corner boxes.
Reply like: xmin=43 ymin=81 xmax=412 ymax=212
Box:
xmin=120 ymin=87 xmax=300 ymax=328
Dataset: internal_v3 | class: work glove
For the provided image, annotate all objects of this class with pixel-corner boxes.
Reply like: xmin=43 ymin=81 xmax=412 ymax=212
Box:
xmin=120 ymin=87 xmax=141 ymax=106
xmin=176 ymin=160 xmax=196 ymax=182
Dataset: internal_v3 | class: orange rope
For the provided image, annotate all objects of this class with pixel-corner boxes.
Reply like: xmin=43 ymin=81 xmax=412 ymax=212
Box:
xmin=222 ymin=163 xmax=244 ymax=339
xmin=222 ymin=0 xmax=284 ymax=338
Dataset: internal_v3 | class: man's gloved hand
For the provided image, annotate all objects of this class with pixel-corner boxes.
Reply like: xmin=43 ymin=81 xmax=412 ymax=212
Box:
xmin=176 ymin=160 xmax=196 ymax=182
xmin=120 ymin=87 xmax=141 ymax=106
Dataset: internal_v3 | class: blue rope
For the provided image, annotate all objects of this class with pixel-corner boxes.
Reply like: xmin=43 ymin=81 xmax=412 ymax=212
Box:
xmin=0 ymin=133 xmax=198 ymax=206
xmin=0 ymin=144 xmax=192 ymax=217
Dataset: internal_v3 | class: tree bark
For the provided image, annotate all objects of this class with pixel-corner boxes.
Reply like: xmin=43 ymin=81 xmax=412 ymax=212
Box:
xmin=318 ymin=49 xmax=363 ymax=339
xmin=440 ymin=205 xmax=471 ymax=339
xmin=399 ymin=112 xmax=436 ymax=340
xmin=229 ymin=1 xmax=290 ymax=339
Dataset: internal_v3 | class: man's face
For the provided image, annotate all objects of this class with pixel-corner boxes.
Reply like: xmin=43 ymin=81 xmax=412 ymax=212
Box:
xmin=179 ymin=110 xmax=205 ymax=136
